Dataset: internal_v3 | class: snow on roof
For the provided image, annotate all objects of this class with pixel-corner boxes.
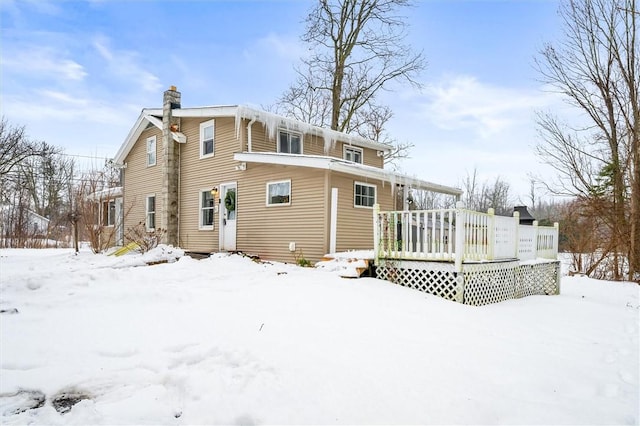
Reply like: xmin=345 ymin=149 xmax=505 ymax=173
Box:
xmin=232 ymin=105 xmax=391 ymax=154
xmin=0 ymin=205 xmax=50 ymax=223
xmin=85 ymin=186 xmax=123 ymax=202
xmin=114 ymin=105 xmax=391 ymax=163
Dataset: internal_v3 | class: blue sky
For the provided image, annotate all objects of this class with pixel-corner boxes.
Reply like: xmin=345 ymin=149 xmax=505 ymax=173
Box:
xmin=1 ymin=0 xmax=566 ymax=201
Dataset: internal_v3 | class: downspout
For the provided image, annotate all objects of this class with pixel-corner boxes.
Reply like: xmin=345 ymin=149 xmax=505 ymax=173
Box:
xmin=247 ymin=117 xmax=256 ymax=152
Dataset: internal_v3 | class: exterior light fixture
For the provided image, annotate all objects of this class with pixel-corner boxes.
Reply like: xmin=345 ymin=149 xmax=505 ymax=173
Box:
xmin=211 ymin=187 xmax=218 ymax=199
xmin=407 ymin=190 xmax=414 ymax=205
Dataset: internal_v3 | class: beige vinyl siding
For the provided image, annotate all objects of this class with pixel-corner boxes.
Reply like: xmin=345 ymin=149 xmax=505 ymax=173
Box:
xmin=123 ymin=127 xmax=163 ymax=238
xmin=122 ymin=114 xmax=389 ymax=260
xmin=245 ymin=121 xmax=271 ymax=153
xmin=243 ymin=119 xmax=383 ymax=168
xmin=237 ymin=165 xmax=328 ymax=263
xmin=337 ymin=142 xmax=383 ymax=168
xmin=178 ymin=117 xmax=242 ymax=252
xmin=300 ymin=134 xmax=383 ymax=168
xmin=331 ymin=173 xmax=394 ymax=252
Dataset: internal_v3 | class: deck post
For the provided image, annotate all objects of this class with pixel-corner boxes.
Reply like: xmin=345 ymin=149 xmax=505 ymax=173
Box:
xmin=487 ymin=208 xmax=495 ymax=260
xmin=454 ymin=201 xmax=465 ymax=273
xmin=532 ymin=220 xmax=539 ymax=259
xmin=373 ymin=203 xmax=380 ymax=265
xmin=513 ymin=210 xmax=520 ymax=259
xmin=553 ymin=222 xmax=559 ymax=259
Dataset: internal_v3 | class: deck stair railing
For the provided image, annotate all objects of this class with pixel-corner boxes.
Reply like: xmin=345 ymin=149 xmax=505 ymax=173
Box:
xmin=374 ymin=203 xmax=559 ymax=271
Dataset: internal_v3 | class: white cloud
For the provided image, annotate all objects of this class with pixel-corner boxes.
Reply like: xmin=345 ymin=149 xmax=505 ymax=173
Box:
xmin=260 ymin=33 xmax=305 ymax=60
xmin=21 ymin=0 xmax=62 ymax=16
xmin=0 ymin=0 xmax=62 ymax=20
xmin=2 ymin=47 xmax=88 ymax=81
xmin=38 ymin=90 xmax=90 ymax=107
xmin=243 ymin=33 xmax=305 ymax=63
xmin=382 ymin=74 xmax=566 ymax=199
xmin=421 ymin=75 xmax=552 ymax=140
xmin=92 ymin=35 xmax=162 ymax=93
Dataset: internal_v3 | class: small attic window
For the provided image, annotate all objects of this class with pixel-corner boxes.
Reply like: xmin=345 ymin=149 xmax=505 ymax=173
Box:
xmin=344 ymin=145 xmax=363 ymax=164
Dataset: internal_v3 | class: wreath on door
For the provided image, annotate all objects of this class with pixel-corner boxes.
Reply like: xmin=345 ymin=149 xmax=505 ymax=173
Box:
xmin=224 ymin=190 xmax=236 ymax=212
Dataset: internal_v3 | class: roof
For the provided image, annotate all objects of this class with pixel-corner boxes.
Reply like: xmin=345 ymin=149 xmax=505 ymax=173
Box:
xmin=0 ymin=205 xmax=50 ymax=223
xmin=85 ymin=186 xmax=123 ymax=202
xmin=113 ymin=105 xmax=393 ymax=164
xmin=234 ymin=152 xmax=463 ymax=196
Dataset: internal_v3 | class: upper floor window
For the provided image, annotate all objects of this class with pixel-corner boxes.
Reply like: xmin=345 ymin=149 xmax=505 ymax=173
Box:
xmin=354 ymin=182 xmax=376 ymax=208
xmin=199 ymin=189 xmax=215 ymax=230
xmin=146 ymin=136 xmax=156 ymax=166
xmin=146 ymin=195 xmax=156 ymax=230
xmin=266 ymin=180 xmax=291 ymax=206
xmin=278 ymin=130 xmax=302 ymax=154
xmin=344 ymin=145 xmax=363 ymax=164
xmin=200 ymin=119 xmax=215 ymax=158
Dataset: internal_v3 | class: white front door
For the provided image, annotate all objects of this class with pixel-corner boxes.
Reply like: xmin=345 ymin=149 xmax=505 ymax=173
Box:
xmin=219 ymin=182 xmax=237 ymax=251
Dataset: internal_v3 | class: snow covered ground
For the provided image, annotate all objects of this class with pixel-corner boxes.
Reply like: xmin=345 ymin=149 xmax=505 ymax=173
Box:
xmin=0 ymin=247 xmax=638 ymax=425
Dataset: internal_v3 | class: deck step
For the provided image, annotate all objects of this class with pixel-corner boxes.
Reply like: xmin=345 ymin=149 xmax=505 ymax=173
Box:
xmin=330 ymin=257 xmax=370 ymax=278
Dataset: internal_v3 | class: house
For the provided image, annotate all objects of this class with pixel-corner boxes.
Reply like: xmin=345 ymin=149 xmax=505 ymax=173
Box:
xmin=85 ymin=186 xmax=124 ymax=248
xmin=113 ymin=86 xmax=462 ymax=263
xmin=0 ymin=204 xmax=50 ymax=247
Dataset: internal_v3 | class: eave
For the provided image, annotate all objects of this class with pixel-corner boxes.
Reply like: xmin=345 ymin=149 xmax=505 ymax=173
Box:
xmin=234 ymin=152 xmax=462 ymax=196
xmin=113 ymin=109 xmax=186 ymax=164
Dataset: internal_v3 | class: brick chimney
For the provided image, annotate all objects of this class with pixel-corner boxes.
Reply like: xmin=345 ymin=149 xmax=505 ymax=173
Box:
xmin=162 ymin=86 xmax=181 ymax=246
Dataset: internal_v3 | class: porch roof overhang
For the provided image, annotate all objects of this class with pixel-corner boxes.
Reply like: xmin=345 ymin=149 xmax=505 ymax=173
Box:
xmin=85 ymin=186 xmax=123 ymax=202
xmin=234 ymin=152 xmax=463 ymax=197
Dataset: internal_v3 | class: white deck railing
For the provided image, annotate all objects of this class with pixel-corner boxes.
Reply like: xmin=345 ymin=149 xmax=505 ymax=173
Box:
xmin=373 ymin=204 xmax=559 ymax=271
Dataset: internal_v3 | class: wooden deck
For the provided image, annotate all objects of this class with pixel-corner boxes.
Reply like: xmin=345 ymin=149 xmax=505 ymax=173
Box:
xmin=373 ymin=203 xmax=559 ymax=272
xmin=372 ymin=203 xmax=561 ymax=305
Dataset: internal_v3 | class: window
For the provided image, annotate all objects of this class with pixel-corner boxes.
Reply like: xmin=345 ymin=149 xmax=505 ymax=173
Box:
xmin=278 ymin=130 xmax=302 ymax=154
xmin=266 ymin=180 xmax=291 ymax=206
xmin=354 ymin=182 xmax=376 ymax=208
xmin=344 ymin=146 xmax=363 ymax=164
xmin=199 ymin=190 xmax=215 ymax=230
xmin=102 ymin=200 xmax=116 ymax=226
xmin=146 ymin=195 xmax=156 ymax=230
xmin=146 ymin=136 xmax=156 ymax=166
xmin=200 ymin=119 xmax=215 ymax=158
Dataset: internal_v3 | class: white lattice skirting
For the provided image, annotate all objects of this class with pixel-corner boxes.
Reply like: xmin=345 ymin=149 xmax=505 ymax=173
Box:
xmin=375 ymin=260 xmax=560 ymax=306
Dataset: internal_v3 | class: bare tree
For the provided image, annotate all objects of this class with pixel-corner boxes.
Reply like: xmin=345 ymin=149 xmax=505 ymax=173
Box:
xmin=460 ymin=168 xmax=513 ymax=215
xmin=535 ymin=0 xmax=639 ymax=281
xmin=409 ymin=189 xmax=456 ymax=210
xmin=74 ymin=165 xmax=124 ymax=254
xmin=277 ymin=0 xmax=425 ymax=164
xmin=0 ymin=117 xmax=45 ymax=179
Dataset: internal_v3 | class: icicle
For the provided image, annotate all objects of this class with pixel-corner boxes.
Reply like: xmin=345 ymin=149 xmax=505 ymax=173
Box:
xmin=234 ymin=104 xmax=389 ymax=158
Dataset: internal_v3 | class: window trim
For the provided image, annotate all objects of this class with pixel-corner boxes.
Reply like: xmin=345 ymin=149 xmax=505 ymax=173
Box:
xmin=354 ymin=181 xmax=376 ymax=209
xmin=146 ymin=136 xmax=156 ymax=167
xmin=343 ymin=145 xmax=363 ymax=164
xmin=199 ymin=119 xmax=215 ymax=159
xmin=146 ymin=194 xmax=156 ymax=231
xmin=266 ymin=179 xmax=292 ymax=207
xmin=103 ymin=199 xmax=116 ymax=227
xmin=277 ymin=130 xmax=303 ymax=154
xmin=199 ymin=188 xmax=215 ymax=230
